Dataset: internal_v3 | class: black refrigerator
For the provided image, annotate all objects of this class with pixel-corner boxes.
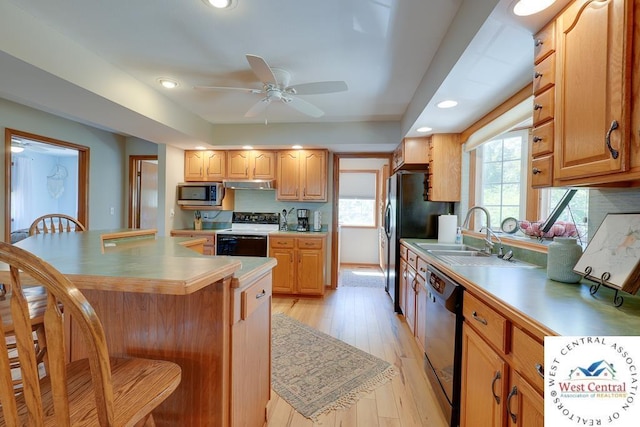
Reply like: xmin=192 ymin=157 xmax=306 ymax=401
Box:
xmin=383 ymin=172 xmax=452 ymax=313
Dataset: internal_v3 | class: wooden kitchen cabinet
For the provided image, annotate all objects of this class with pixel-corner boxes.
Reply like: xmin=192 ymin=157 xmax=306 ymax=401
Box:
xmin=530 ymin=0 xmax=635 ymax=187
xmin=460 ymin=325 xmax=507 ymax=427
xmin=276 ymin=150 xmax=328 ymax=202
xmin=529 ymin=20 xmax=556 ymax=189
xmin=398 ymin=257 xmax=408 ymax=316
xmin=460 ymin=292 xmax=544 ymax=427
xmin=427 ymin=134 xmax=461 ymax=201
xmin=269 ymin=235 xmax=326 ymax=295
xmin=392 ymin=137 xmax=429 ymax=172
xmin=184 ymin=150 xmax=226 ymax=181
xmin=227 ymin=150 xmax=276 ymax=180
xmin=230 ymin=272 xmax=272 ymax=427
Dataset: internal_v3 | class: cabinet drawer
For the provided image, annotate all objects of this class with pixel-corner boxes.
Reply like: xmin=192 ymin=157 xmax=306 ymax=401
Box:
xmin=202 ymin=235 xmax=215 ymax=245
xmin=511 ymin=326 xmax=544 ymax=393
xmin=531 ymin=155 xmax=553 ymax=188
xmin=270 ymin=237 xmax=295 ymax=248
xmin=533 ymin=89 xmax=554 ymax=127
xmin=242 ymin=275 xmax=272 ymax=320
xmin=534 ymin=21 xmax=555 ymax=64
xmin=297 ymin=238 xmax=323 ymax=249
xmin=531 ymin=121 xmax=554 ymax=157
xmin=406 ymin=249 xmax=418 ymax=270
xmin=416 ymin=256 xmax=428 ymax=279
xmin=533 ymin=53 xmax=555 ymax=95
xmin=463 ymin=293 xmax=508 ymax=353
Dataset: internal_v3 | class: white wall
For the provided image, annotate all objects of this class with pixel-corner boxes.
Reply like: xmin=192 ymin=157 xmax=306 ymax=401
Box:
xmin=1 ymin=98 xmax=126 ymax=238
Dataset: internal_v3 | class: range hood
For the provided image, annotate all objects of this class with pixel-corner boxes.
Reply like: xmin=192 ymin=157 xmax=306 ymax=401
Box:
xmin=223 ymin=179 xmax=275 ymax=190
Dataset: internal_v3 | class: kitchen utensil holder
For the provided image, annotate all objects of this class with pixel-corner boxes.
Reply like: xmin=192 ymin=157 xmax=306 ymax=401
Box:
xmin=580 ymin=266 xmax=624 ymax=307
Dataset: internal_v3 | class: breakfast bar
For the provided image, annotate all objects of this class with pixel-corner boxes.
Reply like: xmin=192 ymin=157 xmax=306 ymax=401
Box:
xmin=3 ymin=230 xmax=276 ymax=426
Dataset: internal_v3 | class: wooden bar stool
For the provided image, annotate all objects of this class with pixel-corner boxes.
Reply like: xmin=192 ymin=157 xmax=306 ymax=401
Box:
xmin=0 ymin=242 xmax=181 ymax=426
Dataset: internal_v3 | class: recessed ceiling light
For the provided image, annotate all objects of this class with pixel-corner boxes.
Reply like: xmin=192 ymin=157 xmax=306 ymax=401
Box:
xmin=417 ymin=127 xmax=432 ymax=133
xmin=242 ymin=145 xmax=253 ymax=150
xmin=158 ymin=78 xmax=178 ymax=89
xmin=203 ymin=0 xmax=237 ymax=9
xmin=513 ymin=0 xmax=556 ymax=16
xmin=292 ymin=145 xmax=303 ymax=150
xmin=437 ymin=100 xmax=458 ymax=109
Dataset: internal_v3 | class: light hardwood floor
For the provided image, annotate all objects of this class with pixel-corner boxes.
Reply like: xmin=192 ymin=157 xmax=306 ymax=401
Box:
xmin=267 ymin=285 xmax=449 ymax=427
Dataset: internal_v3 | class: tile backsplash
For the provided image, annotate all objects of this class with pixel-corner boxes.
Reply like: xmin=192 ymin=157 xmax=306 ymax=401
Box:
xmin=588 ymin=188 xmax=640 ymax=240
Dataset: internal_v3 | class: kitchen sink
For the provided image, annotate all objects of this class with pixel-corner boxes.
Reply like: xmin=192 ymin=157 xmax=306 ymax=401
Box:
xmin=415 ymin=243 xmax=479 ymax=251
xmin=426 ymin=249 xmax=539 ymax=268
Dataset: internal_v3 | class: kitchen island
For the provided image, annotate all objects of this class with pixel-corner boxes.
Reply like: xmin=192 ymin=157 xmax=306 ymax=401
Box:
xmin=4 ymin=230 xmax=276 ymax=427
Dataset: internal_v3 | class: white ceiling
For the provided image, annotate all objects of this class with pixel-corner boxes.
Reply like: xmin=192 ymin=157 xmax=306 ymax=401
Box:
xmin=0 ymin=0 xmax=570 ymax=153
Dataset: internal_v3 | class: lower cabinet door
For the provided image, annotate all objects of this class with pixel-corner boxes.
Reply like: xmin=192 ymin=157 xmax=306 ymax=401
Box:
xmin=460 ymin=324 xmax=506 ymax=427
xmin=506 ymin=371 xmax=544 ymax=427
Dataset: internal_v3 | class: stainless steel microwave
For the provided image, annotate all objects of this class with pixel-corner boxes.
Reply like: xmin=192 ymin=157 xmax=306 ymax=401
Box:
xmin=177 ymin=182 xmax=224 ymax=206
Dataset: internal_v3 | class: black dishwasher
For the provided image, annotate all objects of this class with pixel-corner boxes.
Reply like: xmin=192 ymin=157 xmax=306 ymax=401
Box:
xmin=424 ymin=264 xmax=463 ymax=427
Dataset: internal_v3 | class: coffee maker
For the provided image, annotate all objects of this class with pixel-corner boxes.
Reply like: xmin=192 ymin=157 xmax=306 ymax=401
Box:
xmin=296 ymin=209 xmax=310 ymax=232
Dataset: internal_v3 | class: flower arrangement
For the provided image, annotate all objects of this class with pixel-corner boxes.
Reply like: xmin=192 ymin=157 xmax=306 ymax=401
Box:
xmin=519 ymin=220 xmax=579 ymax=239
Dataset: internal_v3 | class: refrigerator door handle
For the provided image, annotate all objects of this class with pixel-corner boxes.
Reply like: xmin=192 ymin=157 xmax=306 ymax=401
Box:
xmin=384 ymin=203 xmax=392 ymax=238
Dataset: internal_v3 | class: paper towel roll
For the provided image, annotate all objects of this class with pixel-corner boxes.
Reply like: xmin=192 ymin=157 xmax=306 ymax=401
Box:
xmin=438 ymin=215 xmax=458 ymax=243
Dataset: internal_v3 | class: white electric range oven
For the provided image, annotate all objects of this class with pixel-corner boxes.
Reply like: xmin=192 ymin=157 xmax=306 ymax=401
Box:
xmin=215 ymin=212 xmax=279 ymax=257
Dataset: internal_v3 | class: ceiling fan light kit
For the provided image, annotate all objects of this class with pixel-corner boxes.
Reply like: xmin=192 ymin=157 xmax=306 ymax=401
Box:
xmin=512 ymin=0 xmax=556 ymax=17
xmin=195 ymin=54 xmax=348 ymax=119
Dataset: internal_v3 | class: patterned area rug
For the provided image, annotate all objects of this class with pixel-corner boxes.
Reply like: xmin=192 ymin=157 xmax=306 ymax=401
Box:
xmin=338 ymin=267 xmax=385 ymax=288
xmin=271 ymin=313 xmax=397 ymax=421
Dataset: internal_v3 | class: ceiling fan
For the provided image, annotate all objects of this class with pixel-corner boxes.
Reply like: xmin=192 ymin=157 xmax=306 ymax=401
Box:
xmin=194 ymin=54 xmax=348 ymax=118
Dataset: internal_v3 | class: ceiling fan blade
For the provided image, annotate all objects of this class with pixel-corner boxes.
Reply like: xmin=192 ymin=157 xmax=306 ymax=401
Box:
xmin=194 ymin=85 xmax=262 ymax=94
xmin=244 ymin=98 xmax=271 ymax=118
xmin=246 ymin=54 xmax=278 ymax=85
xmin=287 ymin=81 xmax=348 ymax=95
xmin=285 ymin=97 xmax=325 ymax=118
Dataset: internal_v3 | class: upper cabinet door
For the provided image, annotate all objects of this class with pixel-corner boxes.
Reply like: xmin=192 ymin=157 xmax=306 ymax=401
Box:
xmin=203 ymin=151 xmax=226 ymax=181
xmin=184 ymin=150 xmax=204 ymax=181
xmin=554 ymin=0 xmax=630 ymax=182
xmin=227 ymin=151 xmax=251 ymax=179
xmin=276 ymin=151 xmax=300 ymax=200
xmin=252 ymin=151 xmax=277 ymax=180
xmin=300 ymin=150 xmax=327 ymax=201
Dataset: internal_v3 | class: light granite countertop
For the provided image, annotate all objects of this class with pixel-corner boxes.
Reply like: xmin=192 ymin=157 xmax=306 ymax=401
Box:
xmin=402 ymin=238 xmax=640 ymax=338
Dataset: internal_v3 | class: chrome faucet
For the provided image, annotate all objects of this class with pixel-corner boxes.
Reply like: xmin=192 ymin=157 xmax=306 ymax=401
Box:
xmin=462 ymin=206 xmax=493 ymax=254
xmin=480 ymin=226 xmax=504 ymax=256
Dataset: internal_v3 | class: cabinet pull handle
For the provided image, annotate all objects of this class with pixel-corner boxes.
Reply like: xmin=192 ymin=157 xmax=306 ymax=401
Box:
xmin=491 ymin=371 xmax=501 ymax=404
xmin=534 ymin=103 xmax=543 ymax=110
xmin=532 ymin=168 xmax=542 ymax=175
xmin=255 ymin=290 xmax=267 ymax=299
xmin=472 ymin=311 xmax=488 ymax=325
xmin=536 ymin=363 xmax=544 ymax=378
xmin=535 ymin=38 xmax=543 ymax=47
xmin=534 ymin=71 xmax=543 ymax=79
xmin=532 ymin=136 xmax=542 ymax=143
xmin=507 ymin=386 xmax=518 ymax=423
xmin=605 ymin=120 xmax=619 ymax=159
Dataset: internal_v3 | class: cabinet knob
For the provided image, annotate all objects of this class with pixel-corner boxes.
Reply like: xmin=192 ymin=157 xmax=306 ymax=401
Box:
xmin=532 ymin=168 xmax=542 ymax=175
xmin=535 ymin=38 xmax=543 ymax=47
xmin=532 ymin=136 xmax=542 ymax=143
xmin=534 ymin=71 xmax=543 ymax=79
xmin=535 ymin=363 xmax=544 ymax=379
xmin=534 ymin=104 xmax=543 ymax=110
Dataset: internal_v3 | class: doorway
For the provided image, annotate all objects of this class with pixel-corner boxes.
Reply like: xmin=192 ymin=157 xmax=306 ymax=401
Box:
xmin=128 ymin=155 xmax=158 ymax=229
xmin=331 ymin=153 xmax=392 ymax=288
xmin=4 ymin=128 xmax=89 ymax=242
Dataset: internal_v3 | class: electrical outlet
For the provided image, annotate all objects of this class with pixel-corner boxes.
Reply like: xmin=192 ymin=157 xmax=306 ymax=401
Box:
xmin=170 ymin=209 xmax=175 ymax=218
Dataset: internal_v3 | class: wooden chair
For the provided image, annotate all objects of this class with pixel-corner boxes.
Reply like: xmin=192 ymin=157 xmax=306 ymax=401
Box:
xmin=0 ymin=242 xmax=181 ymax=426
xmin=28 ymin=214 xmax=86 ymax=236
